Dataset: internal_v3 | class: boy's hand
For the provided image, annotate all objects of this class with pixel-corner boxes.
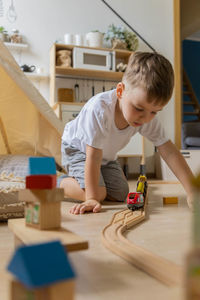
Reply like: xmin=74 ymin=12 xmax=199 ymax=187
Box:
xmin=69 ymin=199 xmax=101 ymax=214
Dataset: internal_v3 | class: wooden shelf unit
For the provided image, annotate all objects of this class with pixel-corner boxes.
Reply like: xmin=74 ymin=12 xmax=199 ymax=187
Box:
xmin=55 ymin=66 xmax=123 ymax=80
xmin=49 ymin=43 xmax=133 ymax=108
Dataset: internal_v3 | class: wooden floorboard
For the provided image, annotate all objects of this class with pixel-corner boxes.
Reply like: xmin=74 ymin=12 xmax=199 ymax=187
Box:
xmin=0 ymin=180 xmax=188 ymax=300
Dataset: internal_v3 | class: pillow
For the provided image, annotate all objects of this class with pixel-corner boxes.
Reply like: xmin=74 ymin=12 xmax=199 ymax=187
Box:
xmin=0 ymin=180 xmax=25 ymax=221
xmin=185 ymin=137 xmax=200 ymax=147
xmin=0 ymin=155 xmax=29 ymax=179
xmin=0 ymin=155 xmax=29 ymax=221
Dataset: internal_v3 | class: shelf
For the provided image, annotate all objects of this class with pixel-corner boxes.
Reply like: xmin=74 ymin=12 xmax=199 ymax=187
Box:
xmin=56 ymin=66 xmax=123 ymax=81
xmin=55 ymin=43 xmax=133 ymax=54
xmin=53 ymin=102 xmax=85 ymax=110
xmin=24 ymin=72 xmax=49 ymax=79
xmin=4 ymin=42 xmax=28 ymax=50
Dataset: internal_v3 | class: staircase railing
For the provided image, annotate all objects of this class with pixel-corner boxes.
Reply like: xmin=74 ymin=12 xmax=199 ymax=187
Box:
xmin=101 ymin=0 xmax=156 ymax=52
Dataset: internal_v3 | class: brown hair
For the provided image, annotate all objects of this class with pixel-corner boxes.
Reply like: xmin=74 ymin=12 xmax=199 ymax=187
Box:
xmin=122 ymin=52 xmax=174 ymax=105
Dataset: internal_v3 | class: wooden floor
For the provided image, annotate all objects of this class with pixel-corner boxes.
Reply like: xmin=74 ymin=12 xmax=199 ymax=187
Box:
xmin=0 ymin=181 xmax=191 ymax=300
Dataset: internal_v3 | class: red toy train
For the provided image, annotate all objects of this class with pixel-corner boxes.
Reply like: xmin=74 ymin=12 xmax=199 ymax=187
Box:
xmin=127 ymin=175 xmax=147 ymax=211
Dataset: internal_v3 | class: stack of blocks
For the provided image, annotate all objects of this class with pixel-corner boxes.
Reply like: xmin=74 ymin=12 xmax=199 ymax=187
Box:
xmin=19 ymin=157 xmax=64 ymax=230
xmin=7 ymin=241 xmax=75 ymax=300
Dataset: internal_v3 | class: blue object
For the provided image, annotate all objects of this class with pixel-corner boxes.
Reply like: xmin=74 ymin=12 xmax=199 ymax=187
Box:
xmin=7 ymin=241 xmax=75 ymax=289
xmin=182 ymin=39 xmax=200 ymax=122
xmin=29 ymin=157 xmax=56 ymax=175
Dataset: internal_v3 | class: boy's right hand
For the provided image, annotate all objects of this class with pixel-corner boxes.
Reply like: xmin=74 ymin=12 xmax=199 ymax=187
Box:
xmin=69 ymin=199 xmax=101 ymax=214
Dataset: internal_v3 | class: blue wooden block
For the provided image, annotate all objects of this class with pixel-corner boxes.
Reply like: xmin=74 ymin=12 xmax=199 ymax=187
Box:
xmin=7 ymin=241 xmax=75 ymax=289
xmin=29 ymin=157 xmax=56 ymax=175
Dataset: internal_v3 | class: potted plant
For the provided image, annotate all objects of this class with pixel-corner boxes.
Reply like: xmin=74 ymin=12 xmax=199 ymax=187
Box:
xmin=0 ymin=26 xmax=5 ymax=41
xmin=104 ymin=24 xmax=139 ymax=51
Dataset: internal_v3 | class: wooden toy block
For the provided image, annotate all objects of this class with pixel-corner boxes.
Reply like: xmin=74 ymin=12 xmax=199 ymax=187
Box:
xmin=163 ymin=197 xmax=178 ymax=204
xmin=9 ymin=273 xmax=75 ymax=300
xmin=19 ymin=188 xmax=63 ymax=203
xmin=26 ymin=174 xmax=57 ymax=189
xmin=7 ymin=241 xmax=76 ymax=300
xmin=8 ymin=218 xmax=89 ymax=252
xmin=19 ymin=188 xmax=63 ymax=230
xmin=29 ymin=157 xmax=56 ymax=175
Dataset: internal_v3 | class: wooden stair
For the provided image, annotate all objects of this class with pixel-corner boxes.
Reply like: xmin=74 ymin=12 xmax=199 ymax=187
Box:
xmin=183 ymin=70 xmax=200 ymax=122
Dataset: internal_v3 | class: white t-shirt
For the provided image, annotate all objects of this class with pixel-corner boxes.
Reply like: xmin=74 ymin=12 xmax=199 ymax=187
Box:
xmin=62 ymin=89 xmax=169 ymax=164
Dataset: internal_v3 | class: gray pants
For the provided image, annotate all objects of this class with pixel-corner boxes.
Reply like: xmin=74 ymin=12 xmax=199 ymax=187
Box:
xmin=61 ymin=142 xmax=129 ymax=202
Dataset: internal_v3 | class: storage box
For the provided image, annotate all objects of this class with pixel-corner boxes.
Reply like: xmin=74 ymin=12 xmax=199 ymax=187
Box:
xmin=155 ymin=150 xmax=200 ymax=180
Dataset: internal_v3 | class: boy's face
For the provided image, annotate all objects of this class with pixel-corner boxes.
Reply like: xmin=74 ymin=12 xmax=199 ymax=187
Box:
xmin=117 ymin=83 xmax=164 ymax=127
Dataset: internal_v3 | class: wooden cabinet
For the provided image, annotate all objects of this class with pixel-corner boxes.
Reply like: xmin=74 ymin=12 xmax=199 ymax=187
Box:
xmin=49 ymin=43 xmax=132 ymax=123
xmin=52 ymin=102 xmax=84 ymax=123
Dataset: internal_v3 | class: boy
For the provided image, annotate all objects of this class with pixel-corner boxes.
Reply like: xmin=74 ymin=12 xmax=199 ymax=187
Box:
xmin=60 ymin=52 xmax=194 ymax=214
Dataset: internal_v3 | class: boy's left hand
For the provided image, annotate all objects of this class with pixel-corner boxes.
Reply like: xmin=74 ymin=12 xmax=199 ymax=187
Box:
xmin=69 ymin=199 xmax=101 ymax=214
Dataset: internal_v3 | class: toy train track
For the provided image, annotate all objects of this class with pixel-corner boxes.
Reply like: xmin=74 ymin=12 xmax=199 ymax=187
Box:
xmin=101 ymin=176 xmax=182 ymax=286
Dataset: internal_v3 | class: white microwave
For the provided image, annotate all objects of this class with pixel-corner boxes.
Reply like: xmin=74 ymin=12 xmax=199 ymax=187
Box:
xmin=73 ymin=47 xmax=115 ymax=71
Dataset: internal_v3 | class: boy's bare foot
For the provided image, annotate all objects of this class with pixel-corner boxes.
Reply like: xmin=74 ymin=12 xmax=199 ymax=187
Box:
xmin=69 ymin=199 xmax=101 ymax=214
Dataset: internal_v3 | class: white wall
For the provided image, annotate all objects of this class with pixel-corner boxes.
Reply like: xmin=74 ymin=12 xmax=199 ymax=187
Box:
xmin=1 ymin=0 xmax=175 ymax=173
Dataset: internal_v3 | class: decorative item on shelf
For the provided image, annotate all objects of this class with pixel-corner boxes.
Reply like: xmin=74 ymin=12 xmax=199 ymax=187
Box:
xmin=56 ymin=49 xmax=72 ymax=67
xmin=74 ymin=34 xmax=83 ymax=46
xmin=58 ymin=88 xmax=74 ymax=103
xmin=20 ymin=64 xmax=36 ymax=73
xmin=10 ymin=29 xmax=22 ymax=43
xmin=64 ymin=33 xmax=73 ymax=45
xmin=112 ymin=38 xmax=127 ymax=50
xmin=86 ymin=30 xmax=104 ymax=48
xmin=104 ymin=24 xmax=139 ymax=51
xmin=116 ymin=62 xmax=127 ymax=72
xmin=2 ymin=30 xmax=10 ymax=42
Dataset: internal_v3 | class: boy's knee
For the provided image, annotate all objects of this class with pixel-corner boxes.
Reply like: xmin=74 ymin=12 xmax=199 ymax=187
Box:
xmin=58 ymin=174 xmax=69 ymax=188
xmin=107 ymin=179 xmax=129 ymax=202
xmin=118 ymin=180 xmax=129 ymax=201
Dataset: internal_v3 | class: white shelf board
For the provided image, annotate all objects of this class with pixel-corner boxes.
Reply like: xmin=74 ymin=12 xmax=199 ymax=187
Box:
xmin=24 ymin=72 xmax=49 ymax=79
xmin=4 ymin=42 xmax=28 ymax=50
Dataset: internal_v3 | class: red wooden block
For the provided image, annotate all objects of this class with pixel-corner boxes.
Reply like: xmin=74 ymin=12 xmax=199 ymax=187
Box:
xmin=26 ymin=175 xmax=57 ymax=189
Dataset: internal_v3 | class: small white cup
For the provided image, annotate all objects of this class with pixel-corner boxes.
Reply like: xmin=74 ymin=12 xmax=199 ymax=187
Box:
xmin=74 ymin=34 xmax=83 ymax=46
xmin=64 ymin=33 xmax=73 ymax=45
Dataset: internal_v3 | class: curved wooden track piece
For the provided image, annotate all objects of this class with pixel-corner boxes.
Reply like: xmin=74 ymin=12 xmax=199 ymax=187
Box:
xmin=102 ymin=206 xmax=182 ymax=287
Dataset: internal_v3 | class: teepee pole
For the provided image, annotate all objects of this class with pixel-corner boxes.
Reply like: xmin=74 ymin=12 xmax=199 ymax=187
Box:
xmin=0 ymin=117 xmax=11 ymax=154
